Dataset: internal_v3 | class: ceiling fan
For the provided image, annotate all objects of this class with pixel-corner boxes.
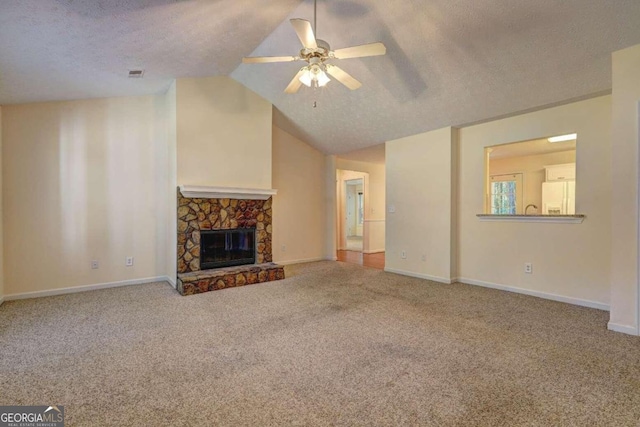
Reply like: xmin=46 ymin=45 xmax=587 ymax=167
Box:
xmin=242 ymin=0 xmax=386 ymax=94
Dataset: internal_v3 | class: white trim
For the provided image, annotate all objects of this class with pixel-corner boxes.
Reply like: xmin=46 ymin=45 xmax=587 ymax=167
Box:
xmin=326 ymin=256 xmax=338 ymax=261
xmin=275 ymin=257 xmax=326 ymax=266
xmin=165 ymin=275 xmax=177 ymax=289
xmin=179 ymin=185 xmax=277 ymax=200
xmin=4 ymin=276 xmax=171 ymax=301
xmin=363 ymin=249 xmax=385 ymax=254
xmin=477 ymin=214 xmax=585 ymax=223
xmin=457 ymin=277 xmax=610 ymax=311
xmin=384 ymin=267 xmax=454 ymax=284
xmin=607 ymin=322 xmax=639 ymax=336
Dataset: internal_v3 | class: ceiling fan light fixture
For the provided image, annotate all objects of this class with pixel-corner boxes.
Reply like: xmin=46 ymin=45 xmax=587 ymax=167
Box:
xmin=299 ymin=66 xmax=331 ymax=88
xmin=242 ymin=0 xmax=386 ymax=94
xmin=299 ymin=68 xmax=313 ymax=87
xmin=316 ymin=70 xmax=331 ymax=87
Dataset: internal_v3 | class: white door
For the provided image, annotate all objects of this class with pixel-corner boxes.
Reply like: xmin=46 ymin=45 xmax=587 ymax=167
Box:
xmin=345 ymin=183 xmax=358 ymax=236
xmin=347 ymin=193 xmax=354 ymax=236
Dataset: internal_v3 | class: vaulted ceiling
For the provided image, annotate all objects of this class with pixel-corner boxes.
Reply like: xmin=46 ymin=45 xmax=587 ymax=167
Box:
xmin=1 ymin=0 xmax=640 ymax=154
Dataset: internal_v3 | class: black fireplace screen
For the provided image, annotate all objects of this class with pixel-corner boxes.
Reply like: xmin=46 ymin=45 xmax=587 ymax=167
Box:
xmin=200 ymin=229 xmax=256 ymax=270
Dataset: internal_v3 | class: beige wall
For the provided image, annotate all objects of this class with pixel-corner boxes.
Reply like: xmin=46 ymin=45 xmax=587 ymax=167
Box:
xmin=610 ymin=44 xmax=640 ymax=334
xmin=2 ymin=95 xmax=170 ymax=296
xmin=271 ymin=126 xmax=326 ymax=264
xmin=386 ymin=127 xmax=457 ymax=283
xmin=336 ymin=158 xmax=386 ymax=253
xmin=489 ymin=150 xmax=576 ymax=213
xmin=386 ymin=98 xmax=611 ymax=307
xmin=459 ymin=96 xmax=611 ymax=308
xmin=176 ymin=76 xmax=272 ymax=189
xmin=325 ymin=155 xmax=338 ymax=260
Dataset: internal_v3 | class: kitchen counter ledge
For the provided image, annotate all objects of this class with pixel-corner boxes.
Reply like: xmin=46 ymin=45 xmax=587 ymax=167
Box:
xmin=476 ymin=214 xmax=585 ymax=224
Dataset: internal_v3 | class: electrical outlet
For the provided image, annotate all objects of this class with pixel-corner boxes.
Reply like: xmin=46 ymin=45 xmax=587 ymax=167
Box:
xmin=91 ymin=260 xmax=99 ymax=269
xmin=524 ymin=262 xmax=533 ymax=274
xmin=421 ymin=254 xmax=427 ymax=262
xmin=126 ymin=256 xmax=134 ymax=267
xmin=401 ymin=250 xmax=407 ymax=259
xmin=281 ymin=245 xmax=286 ymax=252
xmin=388 ymin=205 xmax=396 ymax=213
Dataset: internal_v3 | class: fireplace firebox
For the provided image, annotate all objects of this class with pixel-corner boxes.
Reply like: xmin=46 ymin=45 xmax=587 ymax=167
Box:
xmin=200 ymin=229 xmax=256 ymax=270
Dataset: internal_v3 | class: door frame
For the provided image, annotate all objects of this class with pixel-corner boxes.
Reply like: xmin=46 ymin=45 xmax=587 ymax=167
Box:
xmin=336 ymin=170 xmax=368 ymax=252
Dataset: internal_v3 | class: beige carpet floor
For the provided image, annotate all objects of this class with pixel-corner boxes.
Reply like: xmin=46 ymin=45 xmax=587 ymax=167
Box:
xmin=1 ymin=261 xmax=639 ymax=426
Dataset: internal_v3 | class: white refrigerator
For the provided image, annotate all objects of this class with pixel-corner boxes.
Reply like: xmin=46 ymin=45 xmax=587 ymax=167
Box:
xmin=542 ymin=181 xmax=575 ymax=215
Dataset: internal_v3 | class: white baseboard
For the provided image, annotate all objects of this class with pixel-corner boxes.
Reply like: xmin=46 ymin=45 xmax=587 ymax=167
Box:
xmin=4 ymin=276 xmax=172 ymax=301
xmin=384 ymin=267 xmax=454 ymax=284
xmin=363 ymin=249 xmax=385 ymax=254
xmin=457 ymin=277 xmax=610 ymax=311
xmin=607 ymin=322 xmax=639 ymax=335
xmin=276 ymin=257 xmax=326 ymax=266
xmin=327 ymin=256 xmax=338 ymax=261
xmin=164 ymin=275 xmax=177 ymax=289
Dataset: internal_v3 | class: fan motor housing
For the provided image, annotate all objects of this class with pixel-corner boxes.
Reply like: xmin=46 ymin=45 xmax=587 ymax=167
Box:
xmin=301 ymin=39 xmax=331 ymax=60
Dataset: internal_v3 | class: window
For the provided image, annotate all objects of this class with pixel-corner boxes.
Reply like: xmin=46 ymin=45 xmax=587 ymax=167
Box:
xmin=490 ymin=174 xmax=523 ymax=214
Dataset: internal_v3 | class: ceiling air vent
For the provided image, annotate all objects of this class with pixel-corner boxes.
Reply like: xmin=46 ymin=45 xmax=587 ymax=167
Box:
xmin=128 ymin=69 xmax=144 ymax=78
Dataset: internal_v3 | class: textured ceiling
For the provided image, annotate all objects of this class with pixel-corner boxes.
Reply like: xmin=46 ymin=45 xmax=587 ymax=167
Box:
xmin=0 ymin=0 xmax=301 ymax=103
xmin=337 ymin=143 xmax=385 ymax=165
xmin=1 ymin=0 xmax=640 ymax=155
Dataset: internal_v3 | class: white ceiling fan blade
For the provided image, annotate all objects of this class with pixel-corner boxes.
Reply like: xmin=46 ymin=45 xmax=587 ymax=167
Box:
xmin=332 ymin=42 xmax=386 ymax=59
xmin=290 ymin=19 xmax=317 ymax=49
xmin=243 ymin=56 xmax=298 ymax=64
xmin=284 ymin=68 xmax=308 ymax=94
xmin=325 ymin=65 xmax=362 ymax=90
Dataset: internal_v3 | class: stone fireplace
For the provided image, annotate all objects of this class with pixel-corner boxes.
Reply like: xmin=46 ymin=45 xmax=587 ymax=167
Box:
xmin=176 ymin=186 xmax=284 ymax=295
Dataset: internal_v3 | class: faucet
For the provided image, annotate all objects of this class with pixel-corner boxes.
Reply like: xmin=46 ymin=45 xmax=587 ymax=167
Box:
xmin=525 ymin=204 xmax=538 ymax=215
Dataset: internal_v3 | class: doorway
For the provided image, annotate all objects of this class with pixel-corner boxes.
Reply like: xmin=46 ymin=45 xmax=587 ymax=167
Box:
xmin=336 ymin=169 xmax=368 ymax=253
xmin=335 ymin=168 xmax=384 ymax=269
xmin=345 ymin=178 xmax=364 ymax=251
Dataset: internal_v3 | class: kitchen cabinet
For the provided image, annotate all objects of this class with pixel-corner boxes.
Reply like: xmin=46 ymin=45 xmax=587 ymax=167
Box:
xmin=545 ymin=163 xmax=576 ymax=181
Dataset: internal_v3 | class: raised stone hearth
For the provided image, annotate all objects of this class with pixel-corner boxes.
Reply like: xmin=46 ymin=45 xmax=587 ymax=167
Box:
xmin=176 ymin=187 xmax=284 ymax=295
xmin=177 ymin=263 xmax=285 ymax=296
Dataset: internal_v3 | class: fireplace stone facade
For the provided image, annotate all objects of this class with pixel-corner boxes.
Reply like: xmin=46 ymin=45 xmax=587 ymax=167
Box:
xmin=177 ymin=263 xmax=285 ymax=296
xmin=176 ymin=188 xmax=283 ymax=296
xmin=177 ymin=190 xmax=273 ymax=274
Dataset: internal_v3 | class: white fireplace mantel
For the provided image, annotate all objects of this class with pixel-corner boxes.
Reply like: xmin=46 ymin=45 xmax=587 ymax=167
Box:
xmin=179 ymin=185 xmax=277 ymax=200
